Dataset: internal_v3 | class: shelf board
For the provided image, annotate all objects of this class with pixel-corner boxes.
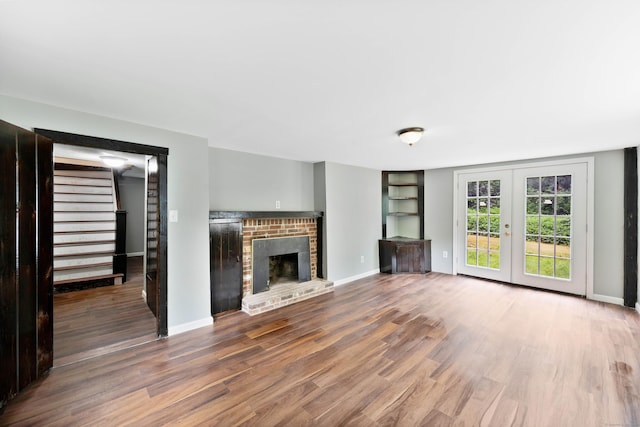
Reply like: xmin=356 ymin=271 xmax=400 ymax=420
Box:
xmin=388 ymin=197 xmax=418 ymax=200
xmin=388 ymin=183 xmax=418 ymax=187
xmin=387 ymin=212 xmax=419 ymax=216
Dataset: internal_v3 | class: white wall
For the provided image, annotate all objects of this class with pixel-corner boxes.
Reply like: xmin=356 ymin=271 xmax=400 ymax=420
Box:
xmin=323 ymin=162 xmax=381 ymax=283
xmin=425 ymin=150 xmax=625 ymax=300
xmin=209 ymin=147 xmax=314 ymax=211
xmin=0 ymin=95 xmax=212 ymax=331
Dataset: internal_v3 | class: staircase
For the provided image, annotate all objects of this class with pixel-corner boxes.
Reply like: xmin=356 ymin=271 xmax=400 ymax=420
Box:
xmin=53 ymin=166 xmax=123 ymax=291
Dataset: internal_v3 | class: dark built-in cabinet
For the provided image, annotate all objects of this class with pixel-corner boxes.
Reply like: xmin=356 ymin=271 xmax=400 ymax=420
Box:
xmin=209 ymin=219 xmax=243 ymax=315
xmin=379 ymin=170 xmax=431 ymax=274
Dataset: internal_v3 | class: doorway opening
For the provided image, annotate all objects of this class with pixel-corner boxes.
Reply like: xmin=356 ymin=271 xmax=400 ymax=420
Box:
xmin=36 ymin=128 xmax=168 ymax=366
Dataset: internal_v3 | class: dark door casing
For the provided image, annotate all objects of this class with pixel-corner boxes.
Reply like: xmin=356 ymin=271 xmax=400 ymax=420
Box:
xmin=210 ymin=220 xmax=243 ymax=315
xmin=146 ymin=157 xmax=160 ymax=318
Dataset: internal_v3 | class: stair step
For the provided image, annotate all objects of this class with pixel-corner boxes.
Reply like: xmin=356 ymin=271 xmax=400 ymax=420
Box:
xmin=54 ymin=261 xmax=113 ymax=272
xmin=54 ymin=212 xmax=116 ymax=222
xmin=55 ymin=193 xmax=114 ymax=203
xmin=54 ymin=250 xmax=115 ymax=258
xmin=54 ymin=254 xmax=113 ymax=268
xmin=54 ymin=170 xmax=112 ymax=179
xmin=54 ymin=266 xmax=114 ymax=282
xmin=54 ymin=273 xmax=124 ymax=288
xmin=53 ymin=176 xmax=112 ymax=187
xmin=55 ymin=243 xmax=115 ymax=257
xmin=54 ymin=239 xmax=115 ymax=247
xmin=54 ymin=185 xmax=113 ymax=195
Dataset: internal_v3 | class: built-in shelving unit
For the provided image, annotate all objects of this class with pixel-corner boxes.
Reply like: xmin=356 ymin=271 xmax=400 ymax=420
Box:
xmin=382 ymin=170 xmax=424 ymax=239
xmin=380 ymin=170 xmax=431 ymax=274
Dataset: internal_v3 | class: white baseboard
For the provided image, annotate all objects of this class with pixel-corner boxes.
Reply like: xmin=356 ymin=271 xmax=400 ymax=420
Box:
xmin=333 ymin=269 xmax=380 ymax=287
xmin=127 ymin=252 xmax=144 ymax=257
xmin=591 ymin=293 xmax=624 ymax=306
xmin=636 ymin=301 xmax=640 ymax=314
xmin=168 ymin=317 xmax=214 ymax=336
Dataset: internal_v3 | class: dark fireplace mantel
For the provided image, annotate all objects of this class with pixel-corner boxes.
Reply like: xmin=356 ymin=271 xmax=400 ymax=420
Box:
xmin=209 ymin=211 xmax=323 ymax=220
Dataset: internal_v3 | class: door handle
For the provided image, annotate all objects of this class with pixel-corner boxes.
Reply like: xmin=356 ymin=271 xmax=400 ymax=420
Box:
xmin=504 ymin=232 xmax=511 ymax=236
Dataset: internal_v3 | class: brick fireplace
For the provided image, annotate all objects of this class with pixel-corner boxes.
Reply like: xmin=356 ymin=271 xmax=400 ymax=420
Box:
xmin=240 ymin=215 xmax=333 ymax=315
xmin=209 ymin=211 xmax=332 ymax=316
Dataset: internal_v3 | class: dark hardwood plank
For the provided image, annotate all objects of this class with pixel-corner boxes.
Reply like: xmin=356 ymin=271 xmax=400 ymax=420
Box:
xmin=52 ymin=256 xmax=157 ymax=366
xmin=2 ymin=273 xmax=640 ymax=426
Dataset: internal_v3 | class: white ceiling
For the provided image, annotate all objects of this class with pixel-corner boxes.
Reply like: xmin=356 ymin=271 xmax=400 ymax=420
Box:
xmin=1 ymin=1 xmax=639 ymax=170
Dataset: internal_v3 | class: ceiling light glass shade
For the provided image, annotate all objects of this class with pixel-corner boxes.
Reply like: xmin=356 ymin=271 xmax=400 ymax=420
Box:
xmin=100 ymin=155 xmax=127 ymax=167
xmin=397 ymin=127 xmax=424 ymax=146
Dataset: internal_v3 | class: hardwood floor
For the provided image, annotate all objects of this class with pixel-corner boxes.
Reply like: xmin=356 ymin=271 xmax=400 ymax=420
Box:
xmin=53 ymin=256 xmax=158 ymax=366
xmin=2 ymin=273 xmax=639 ymax=426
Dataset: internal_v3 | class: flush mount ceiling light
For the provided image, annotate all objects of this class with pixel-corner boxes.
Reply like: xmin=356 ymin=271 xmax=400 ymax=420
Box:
xmin=100 ymin=155 xmax=127 ymax=168
xmin=397 ymin=127 xmax=424 ymax=146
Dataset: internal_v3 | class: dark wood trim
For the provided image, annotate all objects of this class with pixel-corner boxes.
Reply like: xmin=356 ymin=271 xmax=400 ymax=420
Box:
xmin=0 ymin=122 xmax=19 ymax=407
xmin=209 ymin=210 xmax=324 ymax=219
xmin=316 ymin=216 xmax=324 ymax=279
xmin=114 ymin=210 xmax=127 ymax=282
xmin=113 ymin=171 xmax=122 ymax=210
xmin=34 ymin=129 xmax=169 ymax=156
xmin=381 ymin=172 xmax=389 ymax=238
xmin=624 ymin=147 xmax=638 ymax=307
xmin=17 ymin=130 xmax=37 ymax=389
xmin=417 ymin=171 xmax=425 ymax=240
xmin=157 ymin=154 xmax=168 ymax=336
xmin=35 ymin=134 xmax=54 ymax=376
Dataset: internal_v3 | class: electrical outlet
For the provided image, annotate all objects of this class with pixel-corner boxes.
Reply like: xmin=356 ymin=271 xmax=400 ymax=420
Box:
xmin=275 ymin=200 xmax=281 ymax=209
xmin=169 ymin=210 xmax=179 ymax=223
xmin=360 ymin=255 xmax=365 ymax=263
xmin=443 ymin=250 xmax=448 ymax=259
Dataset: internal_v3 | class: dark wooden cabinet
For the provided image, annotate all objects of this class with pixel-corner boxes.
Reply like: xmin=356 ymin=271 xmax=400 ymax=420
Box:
xmin=379 ymin=238 xmax=431 ymax=274
xmin=380 ymin=170 xmax=431 ymax=274
xmin=209 ymin=219 xmax=243 ymax=315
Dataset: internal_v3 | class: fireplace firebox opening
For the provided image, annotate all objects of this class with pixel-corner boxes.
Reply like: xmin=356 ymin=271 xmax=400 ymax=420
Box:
xmin=269 ymin=253 xmax=299 ymax=286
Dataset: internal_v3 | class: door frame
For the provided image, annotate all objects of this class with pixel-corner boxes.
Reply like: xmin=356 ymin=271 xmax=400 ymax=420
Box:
xmin=34 ymin=128 xmax=169 ymax=336
xmin=452 ymin=157 xmax=595 ymax=299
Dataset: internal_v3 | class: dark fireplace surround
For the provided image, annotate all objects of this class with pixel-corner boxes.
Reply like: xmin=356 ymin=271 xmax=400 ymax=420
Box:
xmin=253 ymin=236 xmax=311 ymax=294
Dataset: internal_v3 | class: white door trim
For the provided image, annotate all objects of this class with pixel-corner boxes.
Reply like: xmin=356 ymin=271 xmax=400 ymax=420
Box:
xmin=452 ymin=157 xmax=594 ymax=299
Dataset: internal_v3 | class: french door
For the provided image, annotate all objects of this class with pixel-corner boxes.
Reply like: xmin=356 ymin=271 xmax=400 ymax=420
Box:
xmin=456 ymin=161 xmax=589 ymax=295
xmin=457 ymin=170 xmax=512 ymax=282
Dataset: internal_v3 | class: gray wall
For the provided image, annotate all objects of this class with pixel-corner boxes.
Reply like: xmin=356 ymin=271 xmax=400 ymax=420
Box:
xmin=209 ymin=147 xmax=314 ymax=211
xmin=1 ymin=95 xmax=212 ymax=331
xmin=118 ymin=176 xmax=145 ymax=255
xmin=425 ymin=150 xmax=625 ymax=299
xmin=323 ymin=162 xmax=381 ymax=282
